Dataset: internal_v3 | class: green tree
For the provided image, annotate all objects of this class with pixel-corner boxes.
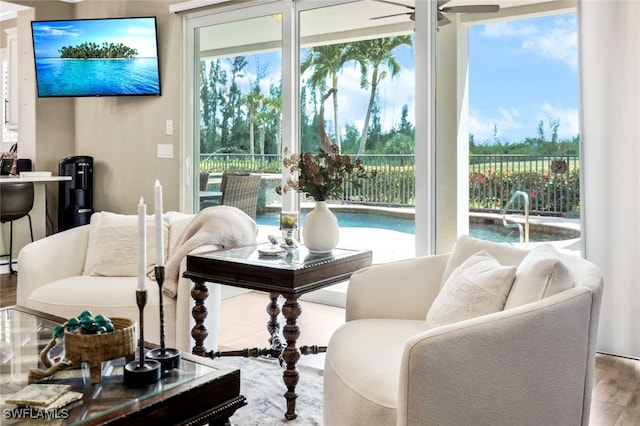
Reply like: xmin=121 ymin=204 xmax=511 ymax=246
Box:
xmin=59 ymin=41 xmax=137 ymax=59
xmin=200 ymin=62 xmax=214 ymax=154
xmin=384 ymin=133 xmax=414 ymax=154
xmin=267 ymin=82 xmax=283 ymax=155
xmin=200 ymin=59 xmax=226 ymax=153
xmin=536 ymin=120 xmax=545 ymax=146
xmin=347 ymin=36 xmax=413 ymax=155
xmin=397 ymin=104 xmax=414 ymax=137
xmin=221 ymin=57 xmax=248 ymax=149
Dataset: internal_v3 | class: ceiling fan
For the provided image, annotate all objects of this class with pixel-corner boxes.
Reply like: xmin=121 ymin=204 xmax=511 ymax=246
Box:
xmin=371 ymin=0 xmax=500 ymax=26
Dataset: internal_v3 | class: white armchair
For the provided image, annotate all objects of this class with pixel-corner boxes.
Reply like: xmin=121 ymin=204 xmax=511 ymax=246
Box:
xmin=324 ymin=235 xmax=603 ymax=426
xmin=17 ymin=207 xmax=258 ymax=353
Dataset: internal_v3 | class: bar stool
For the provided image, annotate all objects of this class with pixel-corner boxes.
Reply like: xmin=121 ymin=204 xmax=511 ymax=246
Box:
xmin=1 ymin=182 xmax=34 ymax=273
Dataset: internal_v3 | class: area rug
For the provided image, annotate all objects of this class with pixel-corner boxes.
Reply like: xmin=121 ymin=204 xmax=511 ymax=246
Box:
xmin=216 ymin=357 xmax=323 ymax=425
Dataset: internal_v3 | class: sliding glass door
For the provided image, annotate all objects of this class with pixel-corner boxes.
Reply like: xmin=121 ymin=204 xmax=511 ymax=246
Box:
xmin=183 ymin=1 xmax=445 ymax=306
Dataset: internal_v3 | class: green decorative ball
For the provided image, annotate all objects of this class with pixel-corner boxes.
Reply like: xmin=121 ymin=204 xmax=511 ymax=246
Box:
xmin=58 ymin=311 xmax=115 ymax=336
xmin=54 ymin=325 xmax=65 ymax=339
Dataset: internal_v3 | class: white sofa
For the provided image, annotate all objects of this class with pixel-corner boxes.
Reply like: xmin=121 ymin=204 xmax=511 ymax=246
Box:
xmin=324 ymin=235 xmax=603 ymax=426
xmin=17 ymin=207 xmax=258 ymax=353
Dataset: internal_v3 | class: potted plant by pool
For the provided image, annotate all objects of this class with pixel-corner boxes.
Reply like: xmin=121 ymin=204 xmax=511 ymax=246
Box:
xmin=276 ymin=144 xmax=377 ymax=253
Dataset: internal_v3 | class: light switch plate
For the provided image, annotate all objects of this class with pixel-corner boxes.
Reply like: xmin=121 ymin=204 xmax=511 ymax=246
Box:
xmin=157 ymin=144 xmax=174 ymax=158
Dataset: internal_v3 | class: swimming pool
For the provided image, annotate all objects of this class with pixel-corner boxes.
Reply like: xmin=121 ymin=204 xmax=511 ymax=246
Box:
xmin=255 ymin=211 xmax=579 ymax=243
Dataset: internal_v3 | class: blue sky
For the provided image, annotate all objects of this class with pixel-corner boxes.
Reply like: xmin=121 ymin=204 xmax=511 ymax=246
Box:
xmin=31 ymin=17 xmax=158 ymax=59
xmin=469 ymin=13 xmax=578 ymax=143
xmin=304 ymin=11 xmax=578 ymax=144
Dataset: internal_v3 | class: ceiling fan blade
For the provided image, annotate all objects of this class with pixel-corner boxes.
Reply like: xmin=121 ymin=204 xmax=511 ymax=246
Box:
xmin=375 ymin=0 xmax=414 ymax=11
xmin=437 ymin=12 xmax=451 ymax=26
xmin=370 ymin=11 xmax=413 ymax=20
xmin=440 ymin=5 xmax=500 ymax=14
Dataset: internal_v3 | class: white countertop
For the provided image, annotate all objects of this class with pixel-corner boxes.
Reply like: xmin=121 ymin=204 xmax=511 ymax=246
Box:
xmin=0 ymin=175 xmax=72 ymax=183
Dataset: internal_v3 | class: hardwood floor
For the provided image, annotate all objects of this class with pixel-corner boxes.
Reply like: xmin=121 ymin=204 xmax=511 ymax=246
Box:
xmin=0 ymin=272 xmax=17 ymax=308
xmin=3 ymin=272 xmax=639 ymax=425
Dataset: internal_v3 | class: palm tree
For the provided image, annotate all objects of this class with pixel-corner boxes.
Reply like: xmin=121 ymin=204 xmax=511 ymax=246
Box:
xmin=300 ymin=43 xmax=351 ymax=151
xmin=348 ymin=36 xmax=413 ymax=155
xmin=244 ymin=89 xmax=264 ymax=159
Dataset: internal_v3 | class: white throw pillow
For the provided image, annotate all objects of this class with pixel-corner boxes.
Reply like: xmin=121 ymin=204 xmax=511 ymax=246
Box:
xmin=441 ymin=235 xmax=528 ymax=287
xmin=504 ymin=244 xmax=575 ymax=309
xmin=83 ymin=212 xmax=169 ymax=277
xmin=425 ymin=250 xmax=517 ymax=329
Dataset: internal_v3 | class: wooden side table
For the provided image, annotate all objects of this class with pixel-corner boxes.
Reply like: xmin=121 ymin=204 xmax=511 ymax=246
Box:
xmin=184 ymin=243 xmax=372 ymax=420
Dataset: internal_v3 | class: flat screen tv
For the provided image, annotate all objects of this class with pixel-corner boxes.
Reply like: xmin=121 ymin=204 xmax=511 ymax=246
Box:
xmin=31 ymin=17 xmax=161 ymax=97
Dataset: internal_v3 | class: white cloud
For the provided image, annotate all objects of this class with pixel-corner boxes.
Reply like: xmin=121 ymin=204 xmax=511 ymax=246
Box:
xmin=469 ymin=106 xmax=523 ymax=143
xmin=536 ymin=102 xmax=579 ymax=140
xmin=481 ymin=21 xmax=538 ymax=38
xmin=480 ymin=15 xmax=577 ymax=69
xmin=522 ymin=17 xmax=577 ymax=68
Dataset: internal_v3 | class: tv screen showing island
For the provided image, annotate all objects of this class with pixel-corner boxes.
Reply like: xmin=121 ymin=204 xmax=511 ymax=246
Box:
xmin=31 ymin=17 xmax=161 ymax=97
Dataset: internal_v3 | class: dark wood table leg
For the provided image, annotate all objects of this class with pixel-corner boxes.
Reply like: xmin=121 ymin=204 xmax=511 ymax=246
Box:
xmin=266 ymin=292 xmax=284 ymax=353
xmin=190 ymin=280 xmax=209 ymax=357
xmin=281 ymin=295 xmax=301 ymax=420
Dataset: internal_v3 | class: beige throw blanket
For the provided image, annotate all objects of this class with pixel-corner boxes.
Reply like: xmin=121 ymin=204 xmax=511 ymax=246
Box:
xmin=163 ymin=206 xmax=258 ymax=297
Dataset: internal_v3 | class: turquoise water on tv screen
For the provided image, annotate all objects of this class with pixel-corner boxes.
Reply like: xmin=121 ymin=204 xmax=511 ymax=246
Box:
xmin=35 ymin=57 xmax=160 ymax=97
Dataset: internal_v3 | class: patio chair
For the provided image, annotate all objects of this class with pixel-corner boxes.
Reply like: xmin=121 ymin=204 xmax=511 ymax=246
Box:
xmin=220 ymin=172 xmax=261 ymax=219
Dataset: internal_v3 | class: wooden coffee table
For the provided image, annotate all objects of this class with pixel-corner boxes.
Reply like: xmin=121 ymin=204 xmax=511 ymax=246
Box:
xmin=0 ymin=306 xmax=245 ymax=425
xmin=184 ymin=243 xmax=372 ymax=420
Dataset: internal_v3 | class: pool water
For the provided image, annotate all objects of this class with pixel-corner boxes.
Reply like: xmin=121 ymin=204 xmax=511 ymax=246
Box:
xmin=256 ymin=211 xmax=578 ymax=243
xmin=257 ymin=211 xmax=414 ymax=234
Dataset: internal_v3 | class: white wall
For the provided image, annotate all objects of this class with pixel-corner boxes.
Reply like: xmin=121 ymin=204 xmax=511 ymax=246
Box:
xmin=579 ymin=0 xmax=640 ymax=359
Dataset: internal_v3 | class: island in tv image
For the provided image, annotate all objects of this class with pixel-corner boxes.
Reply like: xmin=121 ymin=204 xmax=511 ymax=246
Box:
xmin=31 ymin=17 xmax=161 ymax=97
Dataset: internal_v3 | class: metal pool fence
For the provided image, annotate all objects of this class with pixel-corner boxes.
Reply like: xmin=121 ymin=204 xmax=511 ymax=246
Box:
xmin=200 ymin=153 xmax=580 ymax=216
xmin=469 ymin=154 xmax=580 ymax=216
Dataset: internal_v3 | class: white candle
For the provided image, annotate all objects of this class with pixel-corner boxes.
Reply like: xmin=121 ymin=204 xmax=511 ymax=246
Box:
xmin=138 ymin=197 xmax=147 ymax=291
xmin=154 ymin=180 xmax=164 ymax=266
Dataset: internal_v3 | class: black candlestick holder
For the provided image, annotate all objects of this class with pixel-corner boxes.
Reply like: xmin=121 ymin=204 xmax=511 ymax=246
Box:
xmin=124 ymin=289 xmax=161 ymax=386
xmin=147 ymin=265 xmax=181 ymax=372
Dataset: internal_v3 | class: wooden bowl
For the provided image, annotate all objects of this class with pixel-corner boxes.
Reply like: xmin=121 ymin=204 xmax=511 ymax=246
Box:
xmin=64 ymin=317 xmax=136 ymax=383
